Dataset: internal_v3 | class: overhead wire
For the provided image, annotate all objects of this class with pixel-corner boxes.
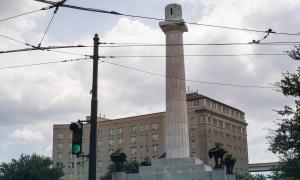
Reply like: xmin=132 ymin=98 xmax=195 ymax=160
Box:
xmin=0 ymin=56 xmax=277 ymax=89
xmin=34 ymin=0 xmax=300 ymax=36
xmin=103 ymin=53 xmax=289 ymax=58
xmin=0 ymin=34 xmax=91 ymax=57
xmin=100 ymin=60 xmax=277 ymax=89
xmin=97 ymin=42 xmax=300 ymax=47
xmin=0 ymin=6 xmax=54 ymax=22
xmin=0 ymin=57 xmax=89 ymax=70
xmin=37 ymin=0 xmax=67 ymax=47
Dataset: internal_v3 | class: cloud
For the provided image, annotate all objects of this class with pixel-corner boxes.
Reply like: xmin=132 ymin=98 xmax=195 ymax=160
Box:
xmin=9 ymin=128 xmax=44 ymax=144
xmin=1 ymin=0 xmax=299 ymax=164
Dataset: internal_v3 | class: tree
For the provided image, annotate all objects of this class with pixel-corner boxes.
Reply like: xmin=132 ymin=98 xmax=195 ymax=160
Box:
xmin=236 ymin=174 xmax=267 ymax=180
xmin=110 ymin=149 xmax=127 ymax=172
xmin=122 ymin=160 xmax=139 ymax=174
xmin=140 ymin=156 xmax=151 ymax=166
xmin=0 ymin=154 xmax=64 ymax=180
xmin=223 ymin=153 xmax=236 ymax=174
xmin=268 ymin=45 xmax=300 ymax=179
xmin=208 ymin=143 xmax=227 ymax=168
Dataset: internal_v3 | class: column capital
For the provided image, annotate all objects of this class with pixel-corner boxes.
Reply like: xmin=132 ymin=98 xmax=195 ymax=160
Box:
xmin=159 ymin=21 xmax=188 ymax=33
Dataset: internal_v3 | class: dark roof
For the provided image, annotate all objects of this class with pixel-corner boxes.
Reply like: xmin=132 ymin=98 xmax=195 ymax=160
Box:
xmin=186 ymin=92 xmax=244 ymax=113
xmin=186 ymin=92 xmax=204 ymax=101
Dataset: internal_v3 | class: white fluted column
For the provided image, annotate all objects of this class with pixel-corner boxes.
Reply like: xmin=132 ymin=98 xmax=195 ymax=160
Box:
xmin=159 ymin=4 xmax=190 ymax=158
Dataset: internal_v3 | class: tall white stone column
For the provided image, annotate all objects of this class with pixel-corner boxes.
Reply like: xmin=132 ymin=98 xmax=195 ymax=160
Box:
xmin=159 ymin=4 xmax=190 ymax=158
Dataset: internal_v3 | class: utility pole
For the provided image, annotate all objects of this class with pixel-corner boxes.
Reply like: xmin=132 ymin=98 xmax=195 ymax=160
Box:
xmin=88 ymin=34 xmax=99 ymax=180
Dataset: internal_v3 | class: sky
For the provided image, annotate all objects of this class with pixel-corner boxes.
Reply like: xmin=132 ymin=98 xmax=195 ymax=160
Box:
xmin=0 ymin=0 xmax=300 ymax=164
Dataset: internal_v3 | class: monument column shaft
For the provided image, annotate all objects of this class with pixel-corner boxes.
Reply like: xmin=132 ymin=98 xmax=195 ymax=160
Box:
xmin=160 ymin=3 xmax=190 ymax=159
xmin=165 ymin=30 xmax=190 ymax=158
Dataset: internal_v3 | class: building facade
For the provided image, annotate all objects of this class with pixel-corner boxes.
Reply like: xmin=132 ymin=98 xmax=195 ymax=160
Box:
xmin=52 ymin=92 xmax=249 ymax=179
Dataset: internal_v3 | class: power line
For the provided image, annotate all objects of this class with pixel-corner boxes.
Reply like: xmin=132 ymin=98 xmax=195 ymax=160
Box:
xmin=0 ymin=6 xmax=54 ymax=22
xmin=0 ymin=57 xmax=89 ymax=70
xmin=0 ymin=45 xmax=88 ymax=54
xmin=106 ymin=53 xmax=288 ymax=58
xmin=98 ymin=42 xmax=300 ymax=47
xmin=0 ymin=34 xmax=36 ymax=47
xmin=100 ymin=60 xmax=276 ymax=89
xmin=0 ymin=34 xmax=91 ymax=57
xmin=35 ymin=0 xmax=300 ymax=36
xmin=38 ymin=0 xmax=67 ymax=47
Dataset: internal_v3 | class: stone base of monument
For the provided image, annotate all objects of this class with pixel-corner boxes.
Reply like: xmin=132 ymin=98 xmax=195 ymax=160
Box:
xmin=226 ymin=174 xmax=236 ymax=180
xmin=123 ymin=157 xmax=232 ymax=180
xmin=212 ymin=167 xmax=226 ymax=180
xmin=117 ymin=158 xmax=235 ymax=180
xmin=112 ymin=172 xmax=127 ymax=180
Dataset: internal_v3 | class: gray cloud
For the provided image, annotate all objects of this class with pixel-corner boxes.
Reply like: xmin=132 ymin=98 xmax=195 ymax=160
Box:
xmin=0 ymin=0 xmax=299 ymax=163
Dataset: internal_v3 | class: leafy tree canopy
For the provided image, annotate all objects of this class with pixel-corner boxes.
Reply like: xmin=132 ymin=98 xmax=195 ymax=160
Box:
xmin=0 ymin=154 xmax=64 ymax=180
xmin=268 ymin=45 xmax=300 ymax=179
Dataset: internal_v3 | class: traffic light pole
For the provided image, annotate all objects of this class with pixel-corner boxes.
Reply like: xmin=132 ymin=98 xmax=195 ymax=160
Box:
xmin=88 ymin=34 xmax=99 ymax=180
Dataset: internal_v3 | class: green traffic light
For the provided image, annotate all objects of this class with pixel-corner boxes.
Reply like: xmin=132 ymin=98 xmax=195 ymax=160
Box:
xmin=72 ymin=145 xmax=81 ymax=154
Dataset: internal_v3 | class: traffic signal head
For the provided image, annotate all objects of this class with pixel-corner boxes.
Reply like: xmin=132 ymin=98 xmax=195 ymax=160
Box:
xmin=69 ymin=121 xmax=83 ymax=155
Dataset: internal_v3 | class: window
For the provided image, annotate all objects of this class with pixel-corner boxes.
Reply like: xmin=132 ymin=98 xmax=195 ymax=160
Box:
xmin=152 ymin=134 xmax=159 ymax=141
xmin=97 ymin=161 xmax=101 ymax=168
xmin=152 ymin=144 xmax=158 ymax=152
xmin=140 ymin=146 xmax=145 ymax=153
xmin=140 ymin=135 xmax=145 ymax=143
xmin=57 ymin=142 xmax=64 ymax=150
xmin=57 ymin=133 xmax=64 ymax=140
xmin=145 ymin=124 xmax=149 ymax=131
xmin=108 ymin=128 xmax=114 ymax=136
xmin=131 ymin=125 xmax=136 ymax=133
xmin=130 ymin=136 xmax=136 ymax=144
xmin=109 ymin=138 xmax=114 ymax=146
xmin=190 ymin=129 xmax=195 ymax=137
xmin=225 ymin=123 xmax=230 ymax=129
xmin=97 ymin=140 xmax=102 ymax=147
xmin=117 ymin=127 xmax=123 ymax=135
xmin=68 ymin=173 xmax=74 ymax=179
xmin=218 ymin=120 xmax=223 ymax=128
xmin=69 ymin=153 xmax=73 ymax=160
xmin=68 ymin=162 xmax=74 ymax=168
xmin=140 ymin=125 xmax=144 ymax=132
xmin=58 ymin=152 xmax=63 ymax=160
xmin=97 ymin=130 xmax=102 ymax=137
xmin=191 ymin=152 xmax=196 ymax=157
xmin=130 ymin=147 xmax=136 ymax=154
xmin=194 ymin=99 xmax=199 ymax=106
xmin=152 ymin=123 xmax=158 ymax=130
xmin=145 ymin=134 xmax=149 ymax=142
xmin=214 ymin=119 xmax=218 ymax=125
xmin=191 ymin=140 xmax=196 ymax=148
xmin=118 ymin=137 xmax=123 ymax=145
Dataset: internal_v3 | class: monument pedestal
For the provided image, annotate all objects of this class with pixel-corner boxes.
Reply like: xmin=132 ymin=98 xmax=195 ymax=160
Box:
xmin=212 ymin=167 xmax=226 ymax=180
xmin=226 ymin=174 xmax=236 ymax=180
xmin=138 ymin=158 xmax=212 ymax=180
xmin=112 ymin=172 xmax=127 ymax=180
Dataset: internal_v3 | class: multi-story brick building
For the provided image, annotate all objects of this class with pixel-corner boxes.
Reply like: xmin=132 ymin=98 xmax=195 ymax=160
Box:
xmin=53 ymin=92 xmax=248 ymax=179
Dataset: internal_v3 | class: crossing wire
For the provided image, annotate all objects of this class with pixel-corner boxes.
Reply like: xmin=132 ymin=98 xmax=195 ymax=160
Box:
xmin=100 ymin=60 xmax=277 ymax=89
xmin=0 ymin=57 xmax=89 ymax=70
xmin=34 ymin=0 xmax=300 ymax=36
xmin=0 ymin=6 xmax=54 ymax=22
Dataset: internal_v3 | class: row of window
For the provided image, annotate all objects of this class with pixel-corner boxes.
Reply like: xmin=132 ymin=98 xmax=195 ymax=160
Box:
xmin=96 ymin=133 xmax=160 ymax=147
xmin=191 ymin=99 xmax=244 ymax=119
xmin=205 ymin=116 xmax=246 ymax=135
xmin=130 ymin=144 xmax=159 ymax=154
xmin=207 ymin=128 xmax=246 ymax=143
xmin=97 ymin=123 xmax=159 ymax=137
